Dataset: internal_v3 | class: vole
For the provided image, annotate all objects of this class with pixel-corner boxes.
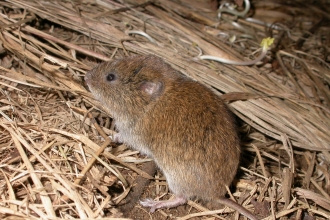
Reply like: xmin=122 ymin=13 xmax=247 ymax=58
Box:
xmin=85 ymin=55 xmax=258 ymax=220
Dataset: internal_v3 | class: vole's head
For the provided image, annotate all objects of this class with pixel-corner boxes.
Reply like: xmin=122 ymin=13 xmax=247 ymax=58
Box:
xmin=85 ymin=55 xmax=177 ymax=118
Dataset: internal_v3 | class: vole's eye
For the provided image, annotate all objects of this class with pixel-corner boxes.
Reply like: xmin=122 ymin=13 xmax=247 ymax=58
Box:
xmin=106 ymin=73 xmax=116 ymax=82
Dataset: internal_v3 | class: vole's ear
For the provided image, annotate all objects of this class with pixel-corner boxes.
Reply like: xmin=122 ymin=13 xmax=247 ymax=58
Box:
xmin=140 ymin=81 xmax=164 ymax=98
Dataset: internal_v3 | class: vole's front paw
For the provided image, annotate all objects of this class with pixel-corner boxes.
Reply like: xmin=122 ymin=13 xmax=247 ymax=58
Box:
xmin=109 ymin=133 xmax=122 ymax=143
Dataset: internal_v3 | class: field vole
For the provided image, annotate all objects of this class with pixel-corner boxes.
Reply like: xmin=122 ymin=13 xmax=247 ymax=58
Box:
xmin=85 ymin=55 xmax=258 ymax=220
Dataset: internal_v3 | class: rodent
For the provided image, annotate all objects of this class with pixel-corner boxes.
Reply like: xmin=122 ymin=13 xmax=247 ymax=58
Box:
xmin=85 ymin=55 xmax=258 ymax=220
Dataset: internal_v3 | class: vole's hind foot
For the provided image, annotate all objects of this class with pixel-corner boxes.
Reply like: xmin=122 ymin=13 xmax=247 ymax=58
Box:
xmin=140 ymin=197 xmax=187 ymax=213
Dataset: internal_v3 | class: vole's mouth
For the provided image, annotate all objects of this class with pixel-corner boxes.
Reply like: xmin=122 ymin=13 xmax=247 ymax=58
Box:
xmin=84 ymin=72 xmax=98 ymax=94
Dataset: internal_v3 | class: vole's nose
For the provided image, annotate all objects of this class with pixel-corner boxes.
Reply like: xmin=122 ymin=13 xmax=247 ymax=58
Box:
xmin=84 ymin=71 xmax=92 ymax=85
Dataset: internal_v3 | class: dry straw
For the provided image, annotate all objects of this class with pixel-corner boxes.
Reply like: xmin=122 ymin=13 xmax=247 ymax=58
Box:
xmin=0 ymin=0 xmax=329 ymax=219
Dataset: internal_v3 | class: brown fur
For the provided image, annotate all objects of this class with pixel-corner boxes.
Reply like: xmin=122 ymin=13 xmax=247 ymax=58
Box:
xmin=85 ymin=55 xmax=257 ymax=219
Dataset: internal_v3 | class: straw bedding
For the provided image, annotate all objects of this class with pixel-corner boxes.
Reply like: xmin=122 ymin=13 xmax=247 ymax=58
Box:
xmin=0 ymin=0 xmax=329 ymax=219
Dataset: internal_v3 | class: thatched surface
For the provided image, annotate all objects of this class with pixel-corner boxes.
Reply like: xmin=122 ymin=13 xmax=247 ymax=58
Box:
xmin=0 ymin=0 xmax=329 ymax=219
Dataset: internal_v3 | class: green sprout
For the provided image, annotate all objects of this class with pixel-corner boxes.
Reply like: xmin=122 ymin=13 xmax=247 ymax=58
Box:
xmin=200 ymin=37 xmax=274 ymax=66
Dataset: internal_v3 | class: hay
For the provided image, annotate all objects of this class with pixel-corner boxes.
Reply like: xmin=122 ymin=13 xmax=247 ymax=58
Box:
xmin=0 ymin=0 xmax=329 ymax=219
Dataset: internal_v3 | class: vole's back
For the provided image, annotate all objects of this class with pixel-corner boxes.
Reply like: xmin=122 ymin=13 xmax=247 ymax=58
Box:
xmin=135 ymin=77 xmax=240 ymax=201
